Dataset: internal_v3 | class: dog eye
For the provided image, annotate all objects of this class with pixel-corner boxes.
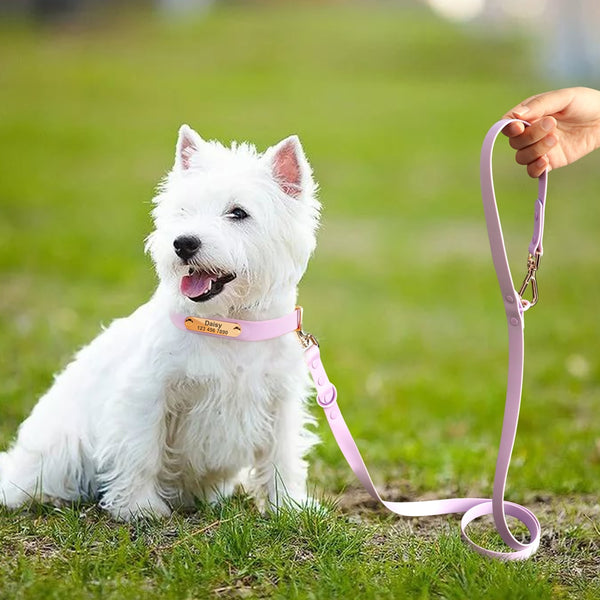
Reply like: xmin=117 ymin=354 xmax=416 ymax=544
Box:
xmin=228 ymin=207 xmax=250 ymax=220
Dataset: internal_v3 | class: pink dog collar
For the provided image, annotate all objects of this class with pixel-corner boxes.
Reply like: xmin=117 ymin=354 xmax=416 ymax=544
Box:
xmin=170 ymin=307 xmax=303 ymax=342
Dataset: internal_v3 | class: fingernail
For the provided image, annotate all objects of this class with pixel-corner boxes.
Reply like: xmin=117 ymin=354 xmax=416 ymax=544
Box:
xmin=539 ymin=155 xmax=552 ymax=173
xmin=546 ymin=134 xmax=557 ymax=148
xmin=515 ymin=105 xmax=530 ymax=116
xmin=541 ymin=117 xmax=554 ymax=131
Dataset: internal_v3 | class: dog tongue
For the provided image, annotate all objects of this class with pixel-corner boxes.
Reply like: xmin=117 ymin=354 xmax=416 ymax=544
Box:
xmin=181 ymin=272 xmax=214 ymax=298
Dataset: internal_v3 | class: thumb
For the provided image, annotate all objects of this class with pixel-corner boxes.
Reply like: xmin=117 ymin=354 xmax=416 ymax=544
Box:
xmin=511 ymin=89 xmax=576 ymax=121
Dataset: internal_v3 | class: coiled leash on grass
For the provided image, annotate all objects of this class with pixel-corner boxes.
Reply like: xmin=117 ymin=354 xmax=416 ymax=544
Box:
xmin=172 ymin=120 xmax=547 ymax=560
xmin=299 ymin=119 xmax=546 ymax=560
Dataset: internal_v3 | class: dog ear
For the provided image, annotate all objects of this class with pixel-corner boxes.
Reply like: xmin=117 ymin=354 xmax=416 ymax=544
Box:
xmin=175 ymin=124 xmax=205 ymax=171
xmin=268 ymin=135 xmax=310 ymax=199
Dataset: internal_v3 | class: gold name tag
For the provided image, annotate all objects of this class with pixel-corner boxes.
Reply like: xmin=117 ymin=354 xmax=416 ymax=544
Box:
xmin=184 ymin=317 xmax=242 ymax=338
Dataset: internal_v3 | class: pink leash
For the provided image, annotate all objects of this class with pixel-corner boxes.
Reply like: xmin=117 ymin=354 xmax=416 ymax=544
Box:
xmin=171 ymin=119 xmax=547 ymax=560
xmin=301 ymin=118 xmax=545 ymax=560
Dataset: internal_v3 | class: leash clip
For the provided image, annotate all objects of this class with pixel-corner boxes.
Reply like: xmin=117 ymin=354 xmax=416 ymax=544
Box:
xmin=518 ymin=251 xmax=541 ymax=309
xmin=295 ymin=305 xmax=319 ymax=349
xmin=297 ymin=329 xmax=319 ymax=350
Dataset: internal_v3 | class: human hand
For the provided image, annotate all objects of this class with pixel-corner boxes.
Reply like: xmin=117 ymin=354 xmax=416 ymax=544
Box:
xmin=502 ymin=87 xmax=600 ymax=177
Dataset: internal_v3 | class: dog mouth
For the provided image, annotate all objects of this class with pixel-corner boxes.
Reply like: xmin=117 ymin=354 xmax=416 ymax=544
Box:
xmin=180 ymin=268 xmax=236 ymax=302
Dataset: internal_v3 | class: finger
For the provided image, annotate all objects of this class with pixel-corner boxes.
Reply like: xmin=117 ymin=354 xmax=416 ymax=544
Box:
xmin=502 ymin=121 xmax=526 ymax=137
xmin=515 ymin=133 xmax=558 ymax=166
xmin=508 ymin=117 xmax=556 ymax=150
xmin=527 ymin=156 xmax=550 ymax=178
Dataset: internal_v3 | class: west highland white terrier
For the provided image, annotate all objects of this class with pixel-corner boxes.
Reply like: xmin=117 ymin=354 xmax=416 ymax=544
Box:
xmin=0 ymin=125 xmax=321 ymax=520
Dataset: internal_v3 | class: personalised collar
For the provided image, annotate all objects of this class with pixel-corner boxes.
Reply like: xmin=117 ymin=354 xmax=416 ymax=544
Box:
xmin=170 ymin=307 xmax=303 ymax=342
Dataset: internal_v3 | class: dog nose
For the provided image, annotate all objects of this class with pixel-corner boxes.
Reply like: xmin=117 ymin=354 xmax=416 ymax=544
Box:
xmin=173 ymin=235 xmax=201 ymax=260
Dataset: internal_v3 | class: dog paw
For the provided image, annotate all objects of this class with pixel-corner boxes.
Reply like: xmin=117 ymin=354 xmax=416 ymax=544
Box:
xmin=103 ymin=491 xmax=172 ymax=521
xmin=0 ymin=480 xmax=36 ymax=509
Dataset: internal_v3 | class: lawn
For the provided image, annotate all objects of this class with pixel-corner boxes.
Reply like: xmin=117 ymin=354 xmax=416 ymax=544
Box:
xmin=0 ymin=3 xmax=598 ymax=598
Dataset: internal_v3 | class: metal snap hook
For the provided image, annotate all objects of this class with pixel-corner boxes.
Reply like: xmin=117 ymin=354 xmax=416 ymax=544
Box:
xmin=518 ymin=252 xmax=541 ymax=308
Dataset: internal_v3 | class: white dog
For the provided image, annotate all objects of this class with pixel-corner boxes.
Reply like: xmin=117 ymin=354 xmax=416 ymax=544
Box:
xmin=0 ymin=125 xmax=320 ymax=520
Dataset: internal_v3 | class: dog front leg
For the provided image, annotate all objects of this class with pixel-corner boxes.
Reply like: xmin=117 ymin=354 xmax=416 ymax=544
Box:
xmin=253 ymin=396 xmax=317 ymax=509
xmin=95 ymin=382 xmax=172 ymax=521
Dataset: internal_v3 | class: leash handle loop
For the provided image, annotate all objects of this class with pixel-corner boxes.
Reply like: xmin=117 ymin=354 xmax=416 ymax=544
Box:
xmin=303 ymin=119 xmax=545 ymax=560
xmin=481 ymin=118 xmax=546 ymax=554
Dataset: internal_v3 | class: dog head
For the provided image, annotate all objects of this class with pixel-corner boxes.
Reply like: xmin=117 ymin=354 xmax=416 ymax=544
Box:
xmin=146 ymin=125 xmax=320 ymax=314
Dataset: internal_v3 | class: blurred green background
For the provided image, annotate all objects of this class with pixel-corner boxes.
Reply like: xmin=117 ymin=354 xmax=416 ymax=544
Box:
xmin=0 ymin=1 xmax=599 ymax=596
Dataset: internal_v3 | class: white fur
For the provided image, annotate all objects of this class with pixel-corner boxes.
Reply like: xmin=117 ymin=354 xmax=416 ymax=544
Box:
xmin=0 ymin=126 xmax=320 ymax=520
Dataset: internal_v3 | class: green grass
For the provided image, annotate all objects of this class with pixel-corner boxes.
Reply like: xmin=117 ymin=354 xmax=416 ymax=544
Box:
xmin=1 ymin=3 xmax=599 ymax=598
